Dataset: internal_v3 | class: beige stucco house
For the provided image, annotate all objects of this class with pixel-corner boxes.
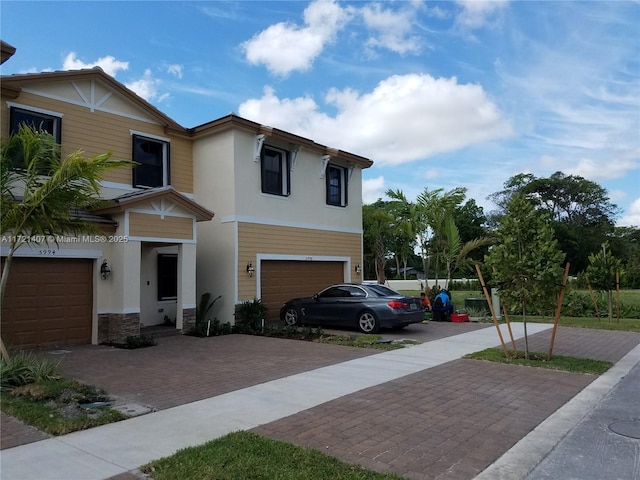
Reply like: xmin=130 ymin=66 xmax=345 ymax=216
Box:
xmin=1 ymin=49 xmax=372 ymax=347
xmin=190 ymin=115 xmax=372 ymax=322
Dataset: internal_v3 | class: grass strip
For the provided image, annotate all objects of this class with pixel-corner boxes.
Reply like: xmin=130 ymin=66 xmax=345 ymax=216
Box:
xmin=142 ymin=431 xmax=404 ymax=480
xmin=465 ymin=348 xmax=612 ymax=375
xmin=315 ymin=334 xmax=414 ymax=350
xmin=0 ymin=379 xmax=127 ymax=435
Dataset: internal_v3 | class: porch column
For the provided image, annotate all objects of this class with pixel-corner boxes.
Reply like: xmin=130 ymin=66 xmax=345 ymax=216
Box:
xmin=177 ymin=242 xmax=197 ymax=333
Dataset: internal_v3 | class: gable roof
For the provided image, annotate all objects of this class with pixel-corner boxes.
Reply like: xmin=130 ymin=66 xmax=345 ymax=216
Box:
xmin=0 ymin=67 xmax=186 ymax=136
xmin=1 ymin=40 xmax=16 ymax=65
xmin=93 ymin=186 xmax=214 ymax=222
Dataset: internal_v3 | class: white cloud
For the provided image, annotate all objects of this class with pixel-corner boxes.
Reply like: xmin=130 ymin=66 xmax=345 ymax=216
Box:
xmin=360 ymin=2 xmax=422 ymax=55
xmin=124 ymin=69 xmax=167 ymax=102
xmin=454 ymin=0 xmax=509 ymax=30
xmin=618 ymin=198 xmax=640 ymax=227
xmin=239 ymin=73 xmax=512 ymax=165
xmin=167 ymin=64 xmax=183 ymax=79
xmin=362 ymin=176 xmax=386 ymax=204
xmin=63 ymin=52 xmax=129 ymax=77
xmin=242 ymin=0 xmax=350 ymax=76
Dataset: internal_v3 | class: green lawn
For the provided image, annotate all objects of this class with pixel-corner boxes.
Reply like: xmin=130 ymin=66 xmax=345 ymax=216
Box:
xmin=142 ymin=431 xmax=404 ymax=480
xmin=465 ymin=348 xmax=613 ymax=375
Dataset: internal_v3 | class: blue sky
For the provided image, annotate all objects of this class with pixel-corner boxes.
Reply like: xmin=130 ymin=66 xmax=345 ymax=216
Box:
xmin=2 ymin=0 xmax=639 ymax=226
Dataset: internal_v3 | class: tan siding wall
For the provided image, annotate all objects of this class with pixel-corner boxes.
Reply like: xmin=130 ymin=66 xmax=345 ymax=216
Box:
xmin=237 ymin=222 xmax=362 ymax=299
xmin=1 ymin=91 xmax=193 ymax=193
xmin=129 ymin=213 xmax=194 ymax=240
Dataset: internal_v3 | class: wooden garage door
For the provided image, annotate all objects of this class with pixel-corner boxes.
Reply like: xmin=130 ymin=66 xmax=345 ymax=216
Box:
xmin=1 ymin=257 xmax=93 ymax=348
xmin=261 ymin=260 xmax=344 ymax=320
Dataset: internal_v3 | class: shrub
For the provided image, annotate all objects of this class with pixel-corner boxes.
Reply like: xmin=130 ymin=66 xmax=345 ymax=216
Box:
xmin=193 ymin=292 xmax=222 ymax=337
xmin=0 ymin=351 xmax=60 ymax=391
xmin=234 ymin=298 xmax=269 ymax=333
xmin=123 ymin=334 xmax=157 ymax=349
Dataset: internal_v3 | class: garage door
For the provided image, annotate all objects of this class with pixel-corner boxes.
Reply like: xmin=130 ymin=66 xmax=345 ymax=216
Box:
xmin=1 ymin=257 xmax=93 ymax=348
xmin=261 ymin=260 xmax=344 ymax=320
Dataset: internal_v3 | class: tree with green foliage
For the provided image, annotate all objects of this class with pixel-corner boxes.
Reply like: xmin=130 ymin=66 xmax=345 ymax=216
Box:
xmin=609 ymin=226 xmax=640 ymax=288
xmin=416 ymin=187 xmax=466 ymax=283
xmin=452 ymin=199 xmax=490 ymax=262
xmin=1 ymin=125 xmax=132 ymax=358
xmin=488 ymin=171 xmax=618 ymax=273
xmin=362 ymin=201 xmax=395 ymax=283
xmin=484 ymin=193 xmax=566 ymax=358
xmin=441 ymin=213 xmax=492 ymax=288
xmin=585 ymin=242 xmax=623 ymax=323
xmin=385 ymin=190 xmax=417 ymax=279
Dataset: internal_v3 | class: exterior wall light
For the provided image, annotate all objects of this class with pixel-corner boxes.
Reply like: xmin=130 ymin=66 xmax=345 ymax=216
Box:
xmin=100 ymin=259 xmax=112 ymax=280
xmin=246 ymin=262 xmax=255 ymax=277
xmin=355 ymin=264 xmax=361 ymax=275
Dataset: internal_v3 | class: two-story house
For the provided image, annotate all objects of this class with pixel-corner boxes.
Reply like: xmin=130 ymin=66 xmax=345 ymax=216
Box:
xmin=1 ymin=46 xmax=372 ymax=347
xmin=1 ymin=67 xmax=214 ymax=348
xmin=191 ymin=115 xmax=372 ymax=322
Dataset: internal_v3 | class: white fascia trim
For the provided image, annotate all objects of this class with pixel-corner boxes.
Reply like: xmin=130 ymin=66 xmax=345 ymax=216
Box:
xmin=126 ymin=236 xmax=196 ymax=244
xmin=220 ymin=215 xmax=362 ymax=235
xmin=129 ymin=129 xmax=171 ymax=143
xmin=6 ymin=101 xmax=63 ymax=118
xmin=1 ymin=247 xmax=103 ymax=259
xmin=99 ymin=181 xmax=195 ymax=199
xmin=257 ymin=253 xmax=350 ymax=262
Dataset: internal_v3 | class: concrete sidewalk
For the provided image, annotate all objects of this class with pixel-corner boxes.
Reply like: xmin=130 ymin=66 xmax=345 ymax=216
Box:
xmin=1 ymin=323 xmax=638 ymax=480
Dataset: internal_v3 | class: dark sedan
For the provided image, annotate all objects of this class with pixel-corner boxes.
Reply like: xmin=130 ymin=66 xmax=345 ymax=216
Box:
xmin=280 ymin=283 xmax=425 ymax=334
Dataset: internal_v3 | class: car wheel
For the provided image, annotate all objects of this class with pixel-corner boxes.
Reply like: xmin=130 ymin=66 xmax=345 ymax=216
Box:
xmin=358 ymin=311 xmax=379 ymax=334
xmin=283 ymin=307 xmax=300 ymax=326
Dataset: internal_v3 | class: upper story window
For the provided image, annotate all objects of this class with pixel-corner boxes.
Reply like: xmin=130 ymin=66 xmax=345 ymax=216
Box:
xmin=326 ymin=165 xmax=348 ymax=207
xmin=132 ymin=132 xmax=170 ymax=188
xmin=261 ymin=146 xmax=290 ymax=196
xmin=10 ymin=106 xmax=62 ymax=144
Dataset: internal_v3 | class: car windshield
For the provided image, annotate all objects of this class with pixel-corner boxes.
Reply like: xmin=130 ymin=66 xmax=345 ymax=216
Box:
xmin=366 ymin=284 xmax=400 ymax=297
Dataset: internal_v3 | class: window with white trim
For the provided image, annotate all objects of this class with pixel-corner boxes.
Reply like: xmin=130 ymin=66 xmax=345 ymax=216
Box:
xmin=132 ymin=134 xmax=170 ymax=188
xmin=261 ymin=146 xmax=290 ymax=196
xmin=326 ymin=164 xmax=348 ymax=207
xmin=10 ymin=106 xmax=61 ymax=144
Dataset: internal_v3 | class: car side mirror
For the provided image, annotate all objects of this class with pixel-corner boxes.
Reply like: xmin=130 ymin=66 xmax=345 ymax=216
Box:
xmin=313 ymin=294 xmax=319 ymax=300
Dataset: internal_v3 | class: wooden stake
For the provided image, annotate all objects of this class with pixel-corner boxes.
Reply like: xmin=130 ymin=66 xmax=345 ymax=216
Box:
xmin=476 ymin=264 xmax=510 ymax=359
xmin=585 ymin=274 xmax=600 ymax=320
xmin=616 ymin=271 xmax=621 ymax=323
xmin=547 ymin=263 xmax=570 ymax=360
xmin=502 ymin=306 xmax=518 ymax=355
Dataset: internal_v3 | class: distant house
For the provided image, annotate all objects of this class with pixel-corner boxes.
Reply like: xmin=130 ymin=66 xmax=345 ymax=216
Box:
xmin=1 ymin=51 xmax=373 ymax=347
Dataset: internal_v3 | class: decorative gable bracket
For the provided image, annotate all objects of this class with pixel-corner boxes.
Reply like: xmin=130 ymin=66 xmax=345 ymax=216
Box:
xmin=347 ymin=164 xmax=356 ymax=185
xmin=254 ymin=134 xmax=266 ymax=162
xmin=290 ymin=144 xmax=301 ymax=171
xmin=320 ymin=154 xmax=332 ymax=178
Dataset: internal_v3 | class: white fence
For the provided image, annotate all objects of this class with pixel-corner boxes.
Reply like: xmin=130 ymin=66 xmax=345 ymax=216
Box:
xmin=362 ymin=279 xmax=474 ymax=291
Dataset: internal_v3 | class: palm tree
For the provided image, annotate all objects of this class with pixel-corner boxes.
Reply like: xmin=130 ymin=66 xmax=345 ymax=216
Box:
xmin=1 ymin=125 xmax=133 ymax=359
xmin=441 ymin=213 xmax=492 ymax=288
xmin=417 ymin=187 xmax=466 ymax=286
